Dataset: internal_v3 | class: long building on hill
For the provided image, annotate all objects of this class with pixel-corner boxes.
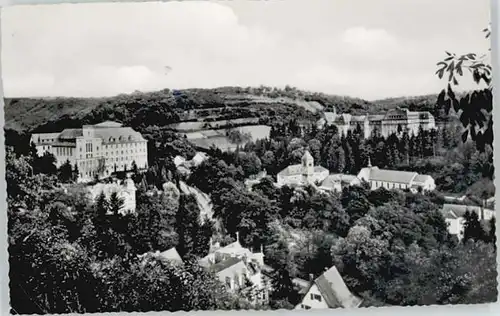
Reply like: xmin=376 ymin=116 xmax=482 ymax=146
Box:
xmin=30 ymin=121 xmax=148 ymax=182
xmin=317 ymin=107 xmax=436 ymax=138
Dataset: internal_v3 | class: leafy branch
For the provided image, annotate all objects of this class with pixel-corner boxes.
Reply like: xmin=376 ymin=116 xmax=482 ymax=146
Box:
xmin=435 ymin=28 xmax=492 ymax=151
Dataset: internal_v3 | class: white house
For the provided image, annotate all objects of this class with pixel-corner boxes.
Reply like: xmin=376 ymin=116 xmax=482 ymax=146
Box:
xmin=88 ymin=174 xmax=137 ymax=215
xmin=356 ymin=159 xmax=435 ymax=193
xmin=277 ymin=151 xmax=329 ymax=187
xmin=199 ymin=233 xmax=269 ymax=304
xmin=441 ymin=204 xmax=495 ymax=240
xmin=318 ymin=174 xmax=361 ymax=193
xmin=295 ymin=266 xmax=363 ymax=310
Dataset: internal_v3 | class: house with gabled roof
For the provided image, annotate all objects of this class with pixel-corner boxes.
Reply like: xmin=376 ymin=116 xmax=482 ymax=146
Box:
xmin=199 ymin=233 xmax=269 ymax=304
xmin=296 ymin=266 xmax=363 ymax=310
xmin=441 ymin=203 xmax=495 ymax=240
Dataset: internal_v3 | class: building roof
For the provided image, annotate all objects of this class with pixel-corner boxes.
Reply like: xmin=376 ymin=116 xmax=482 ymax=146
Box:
xmin=93 ymin=127 xmax=146 ymax=143
xmin=324 ymin=112 xmax=337 ymax=124
xmin=413 ymin=174 xmax=432 ymax=184
xmin=55 ymin=123 xmax=146 ymax=143
xmin=58 ymin=129 xmax=83 ymax=140
xmin=368 ymin=114 xmax=385 ymax=121
xmin=210 ymin=257 xmax=243 ymax=274
xmin=292 ymin=277 xmax=311 ymax=294
xmin=364 ymin=167 xmax=418 ymax=184
xmin=302 ymin=150 xmax=313 ymax=163
xmin=350 ymin=115 xmax=367 ymax=122
xmin=157 ymin=247 xmax=183 ymax=264
xmin=93 ymin=121 xmax=123 ymax=128
xmin=314 ymin=266 xmax=363 ymax=309
xmin=441 ymin=204 xmax=494 ymax=219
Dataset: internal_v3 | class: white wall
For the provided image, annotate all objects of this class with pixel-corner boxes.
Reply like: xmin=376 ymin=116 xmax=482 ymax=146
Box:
xmin=296 ymin=284 xmax=329 ymax=310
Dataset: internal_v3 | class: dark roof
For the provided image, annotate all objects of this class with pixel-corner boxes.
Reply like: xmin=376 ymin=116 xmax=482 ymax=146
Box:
xmin=58 ymin=129 xmax=83 ymax=139
xmin=209 ymin=257 xmax=242 ymax=274
xmin=51 ymin=142 xmax=77 ymax=147
xmin=56 ymin=125 xmax=146 ymax=143
xmin=313 ymin=266 xmax=363 ymax=308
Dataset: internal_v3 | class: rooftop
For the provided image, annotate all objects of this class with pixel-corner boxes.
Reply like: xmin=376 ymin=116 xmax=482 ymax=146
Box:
xmin=157 ymin=247 xmax=183 ymax=264
xmin=314 ymin=266 xmax=363 ymax=308
xmin=209 ymin=257 xmax=243 ymax=274
xmin=441 ymin=204 xmax=494 ymax=219
xmin=362 ymin=166 xmax=418 ymax=184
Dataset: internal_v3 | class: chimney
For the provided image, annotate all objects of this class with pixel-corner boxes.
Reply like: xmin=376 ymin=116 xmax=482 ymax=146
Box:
xmin=236 ymin=232 xmax=240 ymax=242
xmin=309 ymin=273 xmax=314 ymax=282
xmin=260 ymin=244 xmax=264 ymax=254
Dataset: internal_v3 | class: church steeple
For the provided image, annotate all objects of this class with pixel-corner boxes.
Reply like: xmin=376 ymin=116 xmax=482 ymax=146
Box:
xmin=302 ymin=149 xmax=315 ymax=182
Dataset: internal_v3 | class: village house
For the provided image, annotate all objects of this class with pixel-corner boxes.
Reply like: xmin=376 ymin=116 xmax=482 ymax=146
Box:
xmin=440 ymin=204 xmax=495 ymax=240
xmin=317 ymin=107 xmax=436 ymax=139
xmin=173 ymin=152 xmax=209 ymax=175
xmin=88 ymin=174 xmax=137 ymax=215
xmin=31 ymin=121 xmax=148 ymax=182
xmin=295 ymin=266 xmax=363 ymax=310
xmin=199 ymin=233 xmax=270 ymax=304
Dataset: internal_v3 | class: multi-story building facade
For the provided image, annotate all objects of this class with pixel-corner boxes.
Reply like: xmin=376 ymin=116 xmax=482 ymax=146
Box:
xmin=317 ymin=108 xmax=436 ymax=138
xmin=30 ymin=121 xmax=148 ymax=182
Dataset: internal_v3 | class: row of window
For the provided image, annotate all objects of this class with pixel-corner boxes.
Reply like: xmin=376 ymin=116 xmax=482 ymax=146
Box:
xmin=55 ymin=147 xmax=74 ymax=156
xmin=80 ymin=142 xmax=146 ymax=152
xmin=372 ymin=181 xmax=407 ymax=190
xmin=103 ymin=142 xmax=146 ymax=149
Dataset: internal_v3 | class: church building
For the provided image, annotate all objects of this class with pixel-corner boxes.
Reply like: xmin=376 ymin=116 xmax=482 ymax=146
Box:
xmin=356 ymin=159 xmax=436 ymax=193
xmin=276 ymin=150 xmax=329 ymax=187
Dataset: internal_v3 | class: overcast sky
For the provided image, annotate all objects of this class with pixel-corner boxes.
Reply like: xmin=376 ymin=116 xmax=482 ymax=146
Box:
xmin=1 ymin=0 xmax=491 ymax=100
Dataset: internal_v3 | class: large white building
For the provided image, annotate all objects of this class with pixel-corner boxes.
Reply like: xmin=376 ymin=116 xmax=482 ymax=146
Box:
xmin=30 ymin=121 xmax=148 ymax=182
xmin=317 ymin=108 xmax=436 ymax=139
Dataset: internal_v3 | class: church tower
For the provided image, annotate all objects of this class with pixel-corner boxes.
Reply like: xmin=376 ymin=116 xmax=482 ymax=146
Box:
xmin=301 ymin=150 xmax=314 ymax=183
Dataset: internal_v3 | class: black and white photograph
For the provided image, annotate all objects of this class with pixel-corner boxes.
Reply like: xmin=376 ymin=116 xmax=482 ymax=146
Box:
xmin=1 ymin=0 xmax=497 ymax=314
